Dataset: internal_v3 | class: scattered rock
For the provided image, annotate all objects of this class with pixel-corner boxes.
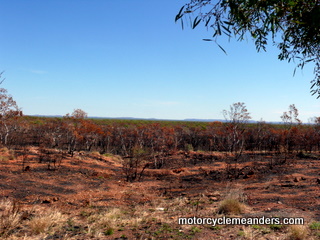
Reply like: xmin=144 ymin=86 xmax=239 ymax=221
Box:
xmin=209 ymin=197 xmax=218 ymax=201
xmin=173 ymin=168 xmax=184 ymax=174
xmin=293 ymin=177 xmax=299 ymax=182
xmin=52 ymin=197 xmax=59 ymax=202
xmin=206 ymin=192 xmax=221 ymax=198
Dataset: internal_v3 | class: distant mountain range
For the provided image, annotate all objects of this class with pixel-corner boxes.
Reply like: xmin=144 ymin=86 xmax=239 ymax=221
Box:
xmin=29 ymin=115 xmax=286 ymax=124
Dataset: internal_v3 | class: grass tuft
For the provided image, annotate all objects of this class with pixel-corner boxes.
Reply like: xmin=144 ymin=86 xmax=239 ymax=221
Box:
xmin=87 ymin=208 xmax=124 ymax=237
xmin=28 ymin=209 xmax=66 ymax=235
xmin=217 ymin=198 xmax=245 ymax=215
xmin=217 ymin=187 xmax=247 ymax=215
xmin=309 ymin=221 xmax=320 ymax=230
xmin=287 ymin=225 xmax=309 ymax=240
xmin=0 ymin=147 xmax=9 ymax=153
xmin=0 ymin=199 xmax=21 ymax=237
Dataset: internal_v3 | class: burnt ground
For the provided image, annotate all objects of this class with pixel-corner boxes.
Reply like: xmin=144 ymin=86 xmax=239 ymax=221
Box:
xmin=0 ymin=148 xmax=320 ymax=239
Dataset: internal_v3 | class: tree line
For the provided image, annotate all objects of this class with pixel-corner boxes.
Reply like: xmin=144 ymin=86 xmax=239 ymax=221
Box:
xmin=3 ymin=106 xmax=320 ymax=160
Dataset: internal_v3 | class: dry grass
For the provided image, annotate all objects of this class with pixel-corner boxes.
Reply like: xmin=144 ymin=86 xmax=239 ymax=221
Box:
xmin=0 ymin=155 xmax=10 ymax=162
xmin=85 ymin=195 xmax=195 ymax=237
xmin=218 ymin=198 xmax=245 ymax=215
xmin=103 ymin=153 xmax=122 ymax=163
xmin=133 ymin=201 xmax=168 ymax=224
xmin=0 ymin=147 xmax=9 ymax=153
xmin=90 ymin=151 xmax=101 ymax=156
xmin=0 ymin=148 xmax=15 ymax=161
xmin=217 ymin=187 xmax=247 ymax=215
xmin=0 ymin=199 xmax=21 ymax=237
xmin=145 ymin=195 xmax=194 ymax=217
xmin=85 ymin=206 xmax=156 ymax=237
xmin=287 ymin=225 xmax=310 ymax=240
xmin=86 ymin=208 xmax=125 ymax=237
xmin=238 ymin=226 xmax=253 ymax=239
xmin=27 ymin=208 xmax=66 ymax=235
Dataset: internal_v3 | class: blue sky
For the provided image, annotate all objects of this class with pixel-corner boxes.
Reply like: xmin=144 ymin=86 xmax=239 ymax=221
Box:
xmin=0 ymin=0 xmax=319 ymax=122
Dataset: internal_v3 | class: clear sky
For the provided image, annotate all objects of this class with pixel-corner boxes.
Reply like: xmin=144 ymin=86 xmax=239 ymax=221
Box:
xmin=0 ymin=0 xmax=319 ymax=122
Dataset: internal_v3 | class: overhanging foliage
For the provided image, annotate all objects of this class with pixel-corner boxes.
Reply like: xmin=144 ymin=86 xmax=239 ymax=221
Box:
xmin=176 ymin=0 xmax=320 ymax=97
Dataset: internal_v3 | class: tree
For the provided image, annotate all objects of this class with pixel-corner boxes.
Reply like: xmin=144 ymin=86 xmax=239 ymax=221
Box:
xmin=176 ymin=1 xmax=320 ymax=97
xmin=223 ymin=102 xmax=251 ymax=125
xmin=221 ymin=102 xmax=251 ymax=179
xmin=0 ymin=73 xmax=21 ymax=145
xmin=71 ymin=109 xmax=88 ymax=119
xmin=280 ymin=104 xmax=301 ymax=157
xmin=222 ymin=102 xmax=251 ymax=157
xmin=280 ymin=104 xmax=301 ymax=126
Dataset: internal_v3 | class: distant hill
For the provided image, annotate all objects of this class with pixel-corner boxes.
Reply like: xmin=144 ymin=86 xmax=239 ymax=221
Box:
xmin=183 ymin=118 xmax=225 ymax=122
xmin=29 ymin=115 xmax=286 ymax=124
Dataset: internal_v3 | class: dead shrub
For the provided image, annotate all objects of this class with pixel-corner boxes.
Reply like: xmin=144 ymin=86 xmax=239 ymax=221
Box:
xmin=122 ymin=146 xmax=149 ymax=182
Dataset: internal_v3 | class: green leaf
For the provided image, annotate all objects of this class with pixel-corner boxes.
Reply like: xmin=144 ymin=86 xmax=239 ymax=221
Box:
xmin=217 ymin=43 xmax=227 ymax=55
xmin=305 ymin=59 xmax=314 ymax=63
xmin=177 ymin=5 xmax=184 ymax=16
xmin=221 ymin=24 xmax=231 ymax=36
xmin=205 ymin=16 xmax=212 ymax=27
xmin=193 ymin=17 xmax=201 ymax=29
xmin=175 ymin=6 xmax=185 ymax=22
xmin=217 ymin=22 xmax=221 ymax=35
xmin=223 ymin=21 xmax=234 ymax=26
xmin=311 ymin=82 xmax=316 ymax=89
